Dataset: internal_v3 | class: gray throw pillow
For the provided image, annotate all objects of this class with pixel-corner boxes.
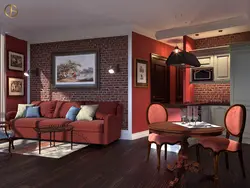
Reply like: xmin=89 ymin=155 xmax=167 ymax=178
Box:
xmin=15 ymin=104 xmax=34 ymax=118
xmin=76 ymin=105 xmax=99 ymax=121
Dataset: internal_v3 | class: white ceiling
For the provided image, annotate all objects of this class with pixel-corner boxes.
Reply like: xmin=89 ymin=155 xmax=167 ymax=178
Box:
xmin=0 ymin=0 xmax=250 ymax=43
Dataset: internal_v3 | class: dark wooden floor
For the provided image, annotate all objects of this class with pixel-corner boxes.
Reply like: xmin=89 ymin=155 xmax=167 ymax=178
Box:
xmin=0 ymin=137 xmax=249 ymax=188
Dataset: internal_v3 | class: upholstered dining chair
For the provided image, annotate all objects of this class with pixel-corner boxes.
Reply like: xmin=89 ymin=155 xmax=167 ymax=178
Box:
xmin=196 ymin=104 xmax=246 ymax=180
xmin=0 ymin=121 xmax=15 ymax=153
xmin=146 ymin=103 xmax=182 ymax=171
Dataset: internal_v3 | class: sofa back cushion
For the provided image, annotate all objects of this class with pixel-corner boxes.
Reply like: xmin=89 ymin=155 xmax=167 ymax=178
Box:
xmin=54 ymin=101 xmax=82 ymax=118
xmin=85 ymin=101 xmax=119 ymax=119
xmin=31 ymin=101 xmax=57 ymax=118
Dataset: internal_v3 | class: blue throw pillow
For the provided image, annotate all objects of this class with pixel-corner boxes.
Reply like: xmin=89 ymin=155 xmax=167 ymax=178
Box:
xmin=66 ymin=106 xmax=81 ymax=121
xmin=25 ymin=106 xmax=41 ymax=118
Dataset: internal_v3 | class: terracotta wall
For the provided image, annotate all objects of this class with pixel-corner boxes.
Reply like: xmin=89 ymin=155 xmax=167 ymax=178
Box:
xmin=193 ymin=31 xmax=250 ymax=103
xmin=132 ymin=32 xmax=174 ymax=133
xmin=30 ymin=36 xmax=128 ymax=129
xmin=5 ymin=35 xmax=27 ymax=112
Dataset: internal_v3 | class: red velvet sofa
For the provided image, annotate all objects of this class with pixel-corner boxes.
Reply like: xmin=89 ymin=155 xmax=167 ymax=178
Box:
xmin=6 ymin=101 xmax=123 ymax=145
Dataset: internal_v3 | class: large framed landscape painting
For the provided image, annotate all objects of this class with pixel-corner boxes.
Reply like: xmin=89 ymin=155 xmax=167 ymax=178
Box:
xmin=8 ymin=77 xmax=24 ymax=96
xmin=8 ymin=51 xmax=24 ymax=71
xmin=52 ymin=50 xmax=99 ymax=88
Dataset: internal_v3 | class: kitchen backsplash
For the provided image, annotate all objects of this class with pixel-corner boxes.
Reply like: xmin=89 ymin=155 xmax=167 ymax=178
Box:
xmin=194 ymin=83 xmax=230 ymax=103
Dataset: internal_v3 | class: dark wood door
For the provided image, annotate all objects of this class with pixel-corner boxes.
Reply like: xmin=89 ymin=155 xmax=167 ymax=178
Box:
xmin=150 ymin=53 xmax=170 ymax=103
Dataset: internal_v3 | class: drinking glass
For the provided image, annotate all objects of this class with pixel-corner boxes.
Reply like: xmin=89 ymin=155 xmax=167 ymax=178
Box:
xmin=187 ymin=106 xmax=193 ymax=125
xmin=181 ymin=108 xmax=187 ymax=124
xmin=193 ymin=106 xmax=199 ymax=125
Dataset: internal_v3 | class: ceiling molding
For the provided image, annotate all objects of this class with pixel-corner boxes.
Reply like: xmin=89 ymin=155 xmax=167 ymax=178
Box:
xmin=155 ymin=14 xmax=250 ymax=40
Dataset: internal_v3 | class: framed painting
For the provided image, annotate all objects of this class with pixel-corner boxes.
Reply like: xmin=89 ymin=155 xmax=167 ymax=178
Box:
xmin=8 ymin=77 xmax=24 ymax=96
xmin=51 ymin=50 xmax=99 ymax=88
xmin=134 ymin=58 xmax=148 ymax=88
xmin=8 ymin=51 xmax=24 ymax=71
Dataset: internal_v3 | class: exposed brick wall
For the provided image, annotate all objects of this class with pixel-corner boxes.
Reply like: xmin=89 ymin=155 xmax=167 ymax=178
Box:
xmin=30 ymin=36 xmax=128 ymax=129
xmin=195 ymin=31 xmax=250 ymax=49
xmin=194 ymin=84 xmax=230 ymax=103
xmin=194 ymin=31 xmax=250 ymax=103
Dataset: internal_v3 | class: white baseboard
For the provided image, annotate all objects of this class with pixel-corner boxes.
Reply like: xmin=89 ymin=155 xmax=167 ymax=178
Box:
xmin=120 ymin=130 xmax=149 ymax=140
xmin=131 ymin=130 xmax=149 ymax=140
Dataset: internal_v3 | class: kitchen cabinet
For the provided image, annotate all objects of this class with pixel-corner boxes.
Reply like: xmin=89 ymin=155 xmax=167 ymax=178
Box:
xmin=214 ymin=54 xmax=230 ymax=81
xmin=197 ymin=55 xmax=214 ymax=67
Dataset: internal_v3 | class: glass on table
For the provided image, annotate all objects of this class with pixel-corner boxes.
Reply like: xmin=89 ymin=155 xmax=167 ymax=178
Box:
xmin=180 ymin=107 xmax=187 ymax=123
xmin=192 ymin=106 xmax=199 ymax=125
xmin=187 ymin=106 xmax=193 ymax=125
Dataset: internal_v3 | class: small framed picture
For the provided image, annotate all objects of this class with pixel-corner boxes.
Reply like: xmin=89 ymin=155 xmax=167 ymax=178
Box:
xmin=8 ymin=51 xmax=24 ymax=71
xmin=8 ymin=77 xmax=24 ymax=96
xmin=134 ymin=58 xmax=148 ymax=88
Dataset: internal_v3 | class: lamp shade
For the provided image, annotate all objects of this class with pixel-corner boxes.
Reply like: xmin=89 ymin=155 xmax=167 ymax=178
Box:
xmin=166 ymin=51 xmax=201 ymax=67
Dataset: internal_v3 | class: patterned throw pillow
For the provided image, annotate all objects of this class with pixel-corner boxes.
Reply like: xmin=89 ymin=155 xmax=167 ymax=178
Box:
xmin=25 ymin=106 xmax=41 ymax=118
xmin=76 ymin=105 xmax=99 ymax=121
xmin=15 ymin=104 xmax=34 ymax=118
xmin=66 ymin=106 xmax=81 ymax=121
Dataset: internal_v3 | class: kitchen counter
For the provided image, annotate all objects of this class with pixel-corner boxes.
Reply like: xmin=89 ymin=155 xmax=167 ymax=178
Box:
xmin=164 ymin=102 xmax=230 ymax=108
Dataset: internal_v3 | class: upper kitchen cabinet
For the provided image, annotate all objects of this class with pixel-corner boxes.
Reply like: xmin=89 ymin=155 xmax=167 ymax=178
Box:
xmin=214 ymin=53 xmax=230 ymax=81
xmin=191 ymin=46 xmax=230 ymax=82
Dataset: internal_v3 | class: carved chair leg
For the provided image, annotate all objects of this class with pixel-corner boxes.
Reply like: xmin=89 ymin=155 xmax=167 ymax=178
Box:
xmin=156 ymin=144 xmax=162 ymax=171
xmin=238 ymin=150 xmax=246 ymax=178
xmin=147 ymin=142 xmax=151 ymax=162
xmin=11 ymin=139 xmax=15 ymax=150
xmin=165 ymin=144 xmax=167 ymax=160
xmin=225 ymin=152 xmax=229 ymax=170
xmin=213 ymin=153 xmax=219 ymax=180
xmin=8 ymin=140 xmax=12 ymax=153
xmin=196 ymin=145 xmax=200 ymax=163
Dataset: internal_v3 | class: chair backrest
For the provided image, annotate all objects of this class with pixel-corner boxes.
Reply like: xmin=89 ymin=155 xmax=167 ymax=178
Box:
xmin=146 ymin=103 xmax=168 ymax=124
xmin=224 ymin=104 xmax=246 ymax=142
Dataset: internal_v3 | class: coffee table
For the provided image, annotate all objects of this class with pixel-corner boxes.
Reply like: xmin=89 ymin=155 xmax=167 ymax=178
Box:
xmin=34 ymin=124 xmax=74 ymax=154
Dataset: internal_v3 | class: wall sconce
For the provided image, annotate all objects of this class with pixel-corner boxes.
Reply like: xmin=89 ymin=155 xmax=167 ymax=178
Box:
xmin=24 ymin=68 xmax=40 ymax=77
xmin=108 ymin=64 xmax=120 ymax=74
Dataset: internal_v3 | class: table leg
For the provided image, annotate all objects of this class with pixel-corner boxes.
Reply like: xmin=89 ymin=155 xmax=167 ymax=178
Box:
xmin=53 ymin=132 xmax=55 ymax=146
xmin=167 ymin=137 xmax=200 ymax=187
xmin=50 ymin=132 xmax=52 ymax=147
xmin=38 ymin=132 xmax=41 ymax=154
xmin=71 ymin=130 xmax=73 ymax=150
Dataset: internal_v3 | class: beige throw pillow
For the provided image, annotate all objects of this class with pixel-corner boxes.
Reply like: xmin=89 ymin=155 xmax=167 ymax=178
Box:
xmin=15 ymin=104 xmax=34 ymax=118
xmin=76 ymin=105 xmax=99 ymax=121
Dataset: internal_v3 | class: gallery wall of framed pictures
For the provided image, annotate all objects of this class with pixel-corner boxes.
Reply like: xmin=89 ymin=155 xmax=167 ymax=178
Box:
xmin=134 ymin=58 xmax=148 ymax=88
xmin=6 ymin=51 xmax=25 ymax=97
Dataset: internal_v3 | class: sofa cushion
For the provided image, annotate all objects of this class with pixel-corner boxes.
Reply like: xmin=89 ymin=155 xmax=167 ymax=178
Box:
xmin=11 ymin=118 xmax=48 ymax=128
xmin=76 ymin=105 xmax=99 ymax=121
xmin=85 ymin=101 xmax=118 ymax=119
xmin=66 ymin=106 xmax=81 ymax=121
xmin=15 ymin=104 xmax=34 ymax=118
xmin=38 ymin=118 xmax=72 ymax=128
xmin=69 ymin=120 xmax=104 ymax=133
xmin=25 ymin=106 xmax=41 ymax=118
xmin=53 ymin=101 xmax=82 ymax=118
xmin=32 ymin=101 xmax=57 ymax=118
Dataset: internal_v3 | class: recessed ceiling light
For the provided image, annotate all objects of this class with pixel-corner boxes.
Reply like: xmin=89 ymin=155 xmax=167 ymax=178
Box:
xmin=218 ymin=30 xmax=223 ymax=32
xmin=195 ymin=33 xmax=199 ymax=36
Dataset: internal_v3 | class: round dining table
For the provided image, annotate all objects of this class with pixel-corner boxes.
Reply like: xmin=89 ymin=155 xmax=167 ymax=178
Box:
xmin=149 ymin=121 xmax=224 ymax=187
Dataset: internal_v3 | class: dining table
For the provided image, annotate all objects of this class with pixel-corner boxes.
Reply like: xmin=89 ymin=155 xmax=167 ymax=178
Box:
xmin=149 ymin=121 xmax=225 ymax=187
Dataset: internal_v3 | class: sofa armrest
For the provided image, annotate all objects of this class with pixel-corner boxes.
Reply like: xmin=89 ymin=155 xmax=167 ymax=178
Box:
xmin=6 ymin=111 xmax=17 ymax=121
xmin=103 ymin=114 xmax=122 ymax=145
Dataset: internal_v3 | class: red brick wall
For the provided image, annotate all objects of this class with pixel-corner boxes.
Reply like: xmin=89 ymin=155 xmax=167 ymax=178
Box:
xmin=194 ymin=31 xmax=250 ymax=103
xmin=195 ymin=31 xmax=250 ymax=49
xmin=30 ymin=36 xmax=128 ymax=129
xmin=194 ymin=84 xmax=230 ymax=103
xmin=5 ymin=35 xmax=27 ymax=112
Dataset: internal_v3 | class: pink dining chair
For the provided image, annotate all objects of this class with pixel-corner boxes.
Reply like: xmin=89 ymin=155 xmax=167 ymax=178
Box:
xmin=146 ymin=103 xmax=181 ymax=171
xmin=196 ymin=104 xmax=246 ymax=180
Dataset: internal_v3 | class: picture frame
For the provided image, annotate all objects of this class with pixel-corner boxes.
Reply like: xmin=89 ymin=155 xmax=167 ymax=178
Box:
xmin=134 ymin=58 xmax=148 ymax=88
xmin=8 ymin=51 xmax=24 ymax=71
xmin=7 ymin=77 xmax=24 ymax=96
xmin=51 ymin=50 xmax=99 ymax=88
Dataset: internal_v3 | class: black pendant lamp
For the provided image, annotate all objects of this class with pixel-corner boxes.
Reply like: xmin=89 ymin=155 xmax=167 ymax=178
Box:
xmin=166 ymin=46 xmax=201 ymax=67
